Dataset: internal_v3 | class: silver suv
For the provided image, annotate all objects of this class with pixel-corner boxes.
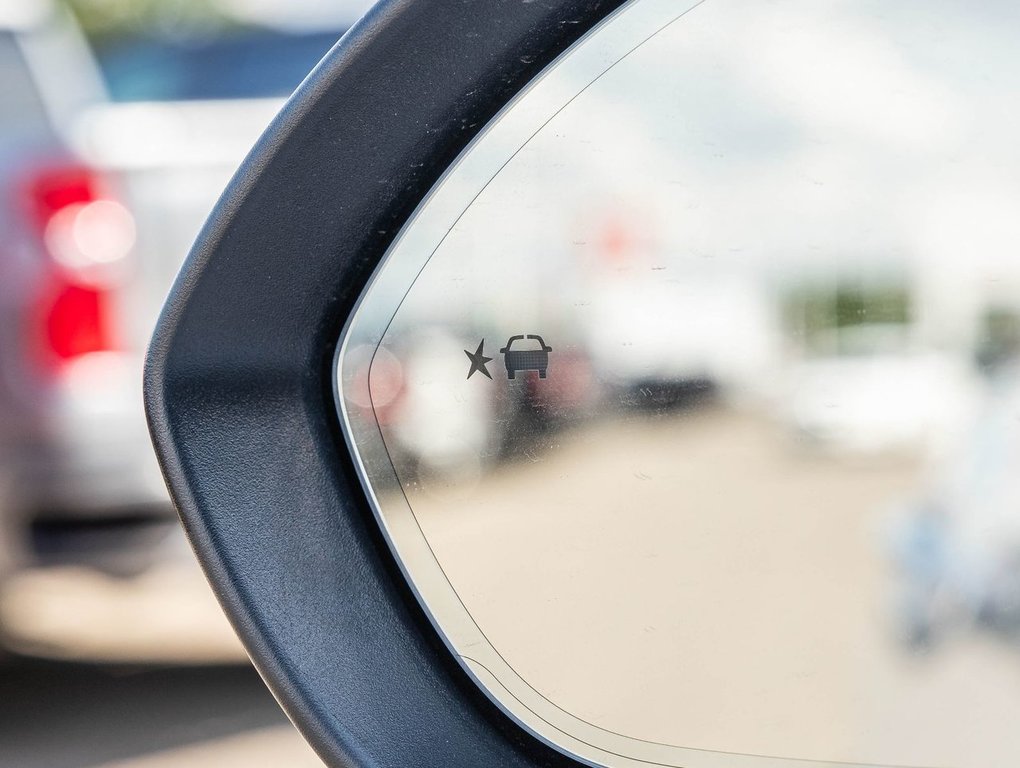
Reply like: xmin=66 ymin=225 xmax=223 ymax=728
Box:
xmin=0 ymin=1 xmax=175 ymax=580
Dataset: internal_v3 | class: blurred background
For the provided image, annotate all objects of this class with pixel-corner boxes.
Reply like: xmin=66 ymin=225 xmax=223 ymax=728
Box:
xmin=0 ymin=0 xmax=372 ymax=764
xmin=8 ymin=0 xmax=1020 ymax=765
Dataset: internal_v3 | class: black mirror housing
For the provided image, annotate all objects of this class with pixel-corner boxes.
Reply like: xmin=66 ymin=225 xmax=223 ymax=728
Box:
xmin=143 ymin=2 xmax=625 ymax=766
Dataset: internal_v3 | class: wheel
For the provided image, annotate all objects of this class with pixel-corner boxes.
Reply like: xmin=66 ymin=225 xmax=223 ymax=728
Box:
xmin=539 ymin=369 xmax=547 ymax=379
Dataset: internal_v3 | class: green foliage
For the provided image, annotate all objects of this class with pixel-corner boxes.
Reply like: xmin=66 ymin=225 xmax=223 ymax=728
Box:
xmin=782 ymin=281 xmax=912 ymax=353
xmin=787 ymin=284 xmax=909 ymax=328
xmin=60 ymin=0 xmax=226 ymax=42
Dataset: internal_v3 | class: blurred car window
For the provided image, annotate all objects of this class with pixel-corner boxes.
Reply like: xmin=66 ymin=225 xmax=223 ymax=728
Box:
xmin=0 ymin=31 xmax=52 ymax=136
xmin=96 ymin=29 xmax=344 ymax=102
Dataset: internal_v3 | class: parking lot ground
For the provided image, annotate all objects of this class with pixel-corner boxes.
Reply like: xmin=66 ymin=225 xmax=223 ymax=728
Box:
xmin=0 ymin=658 xmax=322 ymax=768
xmin=0 ymin=560 xmax=246 ymax=664
xmin=406 ymin=406 xmax=1020 ymax=767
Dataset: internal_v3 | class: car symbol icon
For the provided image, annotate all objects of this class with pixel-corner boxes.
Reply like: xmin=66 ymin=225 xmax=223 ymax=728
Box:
xmin=500 ymin=334 xmax=552 ymax=379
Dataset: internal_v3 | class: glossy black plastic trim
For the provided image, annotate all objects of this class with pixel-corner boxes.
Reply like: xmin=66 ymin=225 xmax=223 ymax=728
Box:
xmin=143 ymin=1 xmax=627 ymax=766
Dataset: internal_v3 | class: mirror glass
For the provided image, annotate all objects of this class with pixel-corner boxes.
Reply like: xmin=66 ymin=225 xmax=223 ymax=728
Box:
xmin=337 ymin=1 xmax=1020 ymax=766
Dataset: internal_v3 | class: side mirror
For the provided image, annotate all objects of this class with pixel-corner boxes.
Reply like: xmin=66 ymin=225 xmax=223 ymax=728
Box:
xmin=146 ymin=2 xmax=1020 ymax=767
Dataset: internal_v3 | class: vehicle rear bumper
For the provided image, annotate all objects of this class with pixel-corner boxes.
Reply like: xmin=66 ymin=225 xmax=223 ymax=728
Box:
xmin=6 ymin=353 xmax=171 ymax=519
xmin=16 ymin=443 xmax=170 ymax=518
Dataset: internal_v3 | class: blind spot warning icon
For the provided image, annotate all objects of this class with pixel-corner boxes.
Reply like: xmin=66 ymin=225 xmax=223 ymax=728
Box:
xmin=500 ymin=334 xmax=552 ymax=379
xmin=464 ymin=339 xmax=493 ymax=380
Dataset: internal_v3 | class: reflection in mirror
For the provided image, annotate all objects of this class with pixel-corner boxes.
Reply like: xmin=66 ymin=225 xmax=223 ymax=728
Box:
xmin=338 ymin=1 xmax=1020 ymax=766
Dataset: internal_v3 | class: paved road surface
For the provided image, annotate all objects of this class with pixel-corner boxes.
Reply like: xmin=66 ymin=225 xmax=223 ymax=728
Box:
xmin=405 ymin=406 xmax=1020 ymax=768
xmin=0 ymin=659 xmax=322 ymax=768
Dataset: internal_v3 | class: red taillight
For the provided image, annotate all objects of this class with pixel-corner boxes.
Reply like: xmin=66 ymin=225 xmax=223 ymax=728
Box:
xmin=26 ymin=167 xmax=101 ymax=232
xmin=20 ymin=164 xmax=134 ymax=371
xmin=36 ymin=280 xmax=115 ymax=362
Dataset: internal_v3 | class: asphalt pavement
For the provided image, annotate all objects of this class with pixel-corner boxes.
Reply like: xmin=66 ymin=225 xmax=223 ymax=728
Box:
xmin=408 ymin=406 xmax=1020 ymax=768
xmin=0 ymin=658 xmax=322 ymax=768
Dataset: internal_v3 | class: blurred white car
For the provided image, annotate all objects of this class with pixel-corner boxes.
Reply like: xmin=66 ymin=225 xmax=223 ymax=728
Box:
xmin=585 ymin=270 xmax=776 ymax=405
xmin=366 ymin=329 xmax=505 ymax=479
xmin=784 ymin=325 xmax=977 ymax=454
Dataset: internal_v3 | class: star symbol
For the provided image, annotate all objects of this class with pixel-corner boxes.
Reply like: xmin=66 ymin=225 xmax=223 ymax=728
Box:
xmin=464 ymin=339 xmax=493 ymax=380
